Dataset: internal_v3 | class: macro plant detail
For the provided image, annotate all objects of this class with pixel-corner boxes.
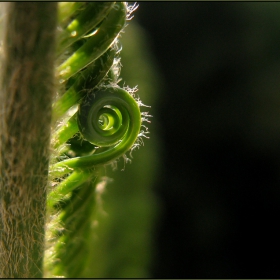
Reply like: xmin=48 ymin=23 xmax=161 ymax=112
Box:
xmin=0 ymin=2 xmax=150 ymax=277
xmin=50 ymin=85 xmax=143 ymax=178
xmin=44 ymin=2 xmax=149 ymax=276
xmin=49 ymin=0 xmax=148 ymax=204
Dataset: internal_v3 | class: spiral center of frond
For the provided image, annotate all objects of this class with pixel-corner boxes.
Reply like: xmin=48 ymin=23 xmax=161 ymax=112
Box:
xmin=97 ymin=106 xmax=122 ymax=133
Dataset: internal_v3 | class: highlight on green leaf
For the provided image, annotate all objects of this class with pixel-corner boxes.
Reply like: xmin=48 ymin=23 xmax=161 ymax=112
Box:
xmin=57 ymin=2 xmax=127 ymax=82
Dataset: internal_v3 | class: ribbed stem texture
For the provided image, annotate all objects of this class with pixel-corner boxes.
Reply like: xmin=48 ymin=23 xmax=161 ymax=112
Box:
xmin=0 ymin=3 xmax=57 ymax=277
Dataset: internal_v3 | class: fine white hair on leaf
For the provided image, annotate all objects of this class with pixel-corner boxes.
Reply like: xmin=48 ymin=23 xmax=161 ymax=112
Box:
xmin=126 ymin=2 xmax=139 ymax=21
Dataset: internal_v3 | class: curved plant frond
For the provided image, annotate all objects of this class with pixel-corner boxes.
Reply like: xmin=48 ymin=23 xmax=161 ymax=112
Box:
xmin=45 ymin=2 xmax=150 ymax=277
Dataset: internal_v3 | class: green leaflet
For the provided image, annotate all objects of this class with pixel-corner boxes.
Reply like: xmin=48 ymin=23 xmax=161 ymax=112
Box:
xmin=50 ymin=178 xmax=99 ymax=277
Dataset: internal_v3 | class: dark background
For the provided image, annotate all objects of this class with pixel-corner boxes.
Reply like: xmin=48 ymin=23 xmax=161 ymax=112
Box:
xmin=135 ymin=2 xmax=280 ymax=278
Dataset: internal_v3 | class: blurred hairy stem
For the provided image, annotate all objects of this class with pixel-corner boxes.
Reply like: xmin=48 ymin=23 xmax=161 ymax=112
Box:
xmin=0 ymin=3 xmax=57 ymax=277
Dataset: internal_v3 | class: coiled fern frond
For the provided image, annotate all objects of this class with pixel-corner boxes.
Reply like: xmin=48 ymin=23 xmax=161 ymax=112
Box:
xmin=44 ymin=2 xmax=149 ymax=277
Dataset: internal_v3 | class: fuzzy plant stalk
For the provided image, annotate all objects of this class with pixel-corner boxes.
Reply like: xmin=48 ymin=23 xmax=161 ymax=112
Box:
xmin=0 ymin=3 xmax=57 ymax=278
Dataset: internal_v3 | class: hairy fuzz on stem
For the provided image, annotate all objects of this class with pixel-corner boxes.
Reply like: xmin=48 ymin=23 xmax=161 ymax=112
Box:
xmin=0 ymin=3 xmax=57 ymax=278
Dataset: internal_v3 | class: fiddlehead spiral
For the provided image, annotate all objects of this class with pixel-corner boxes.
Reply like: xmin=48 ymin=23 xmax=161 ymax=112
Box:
xmin=50 ymin=2 xmax=145 ymax=180
xmin=51 ymin=86 xmax=142 ymax=176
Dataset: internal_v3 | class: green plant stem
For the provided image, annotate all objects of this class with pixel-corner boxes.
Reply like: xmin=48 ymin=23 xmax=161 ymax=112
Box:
xmin=51 ymin=178 xmax=98 ymax=277
xmin=48 ymin=170 xmax=94 ymax=209
xmin=52 ymin=47 xmax=116 ymax=123
xmin=53 ymin=113 xmax=79 ymax=149
xmin=57 ymin=2 xmax=115 ymax=56
xmin=57 ymin=2 xmax=126 ymax=82
xmin=0 ymin=3 xmax=57 ymax=278
xmin=58 ymin=2 xmax=86 ymax=27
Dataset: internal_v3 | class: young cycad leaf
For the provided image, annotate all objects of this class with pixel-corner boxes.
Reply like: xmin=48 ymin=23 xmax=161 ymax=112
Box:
xmin=45 ymin=2 xmax=149 ymax=277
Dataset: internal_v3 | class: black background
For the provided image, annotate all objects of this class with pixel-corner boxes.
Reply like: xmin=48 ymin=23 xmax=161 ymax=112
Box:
xmin=135 ymin=2 xmax=280 ymax=278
